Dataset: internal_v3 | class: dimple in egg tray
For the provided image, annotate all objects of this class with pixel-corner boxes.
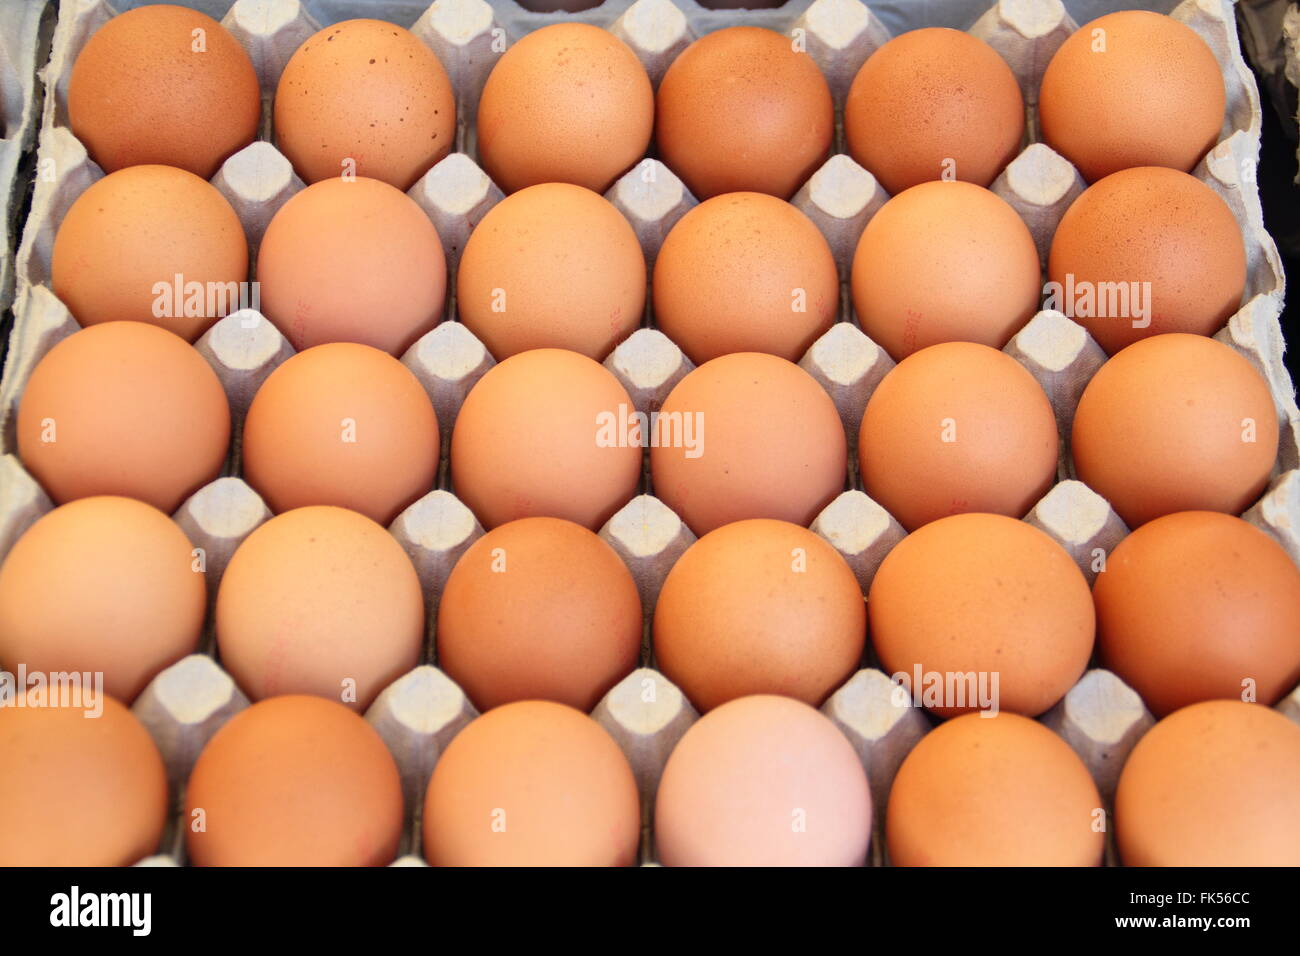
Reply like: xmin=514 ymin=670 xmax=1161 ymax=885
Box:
xmin=1 ymin=0 xmax=1298 ymax=868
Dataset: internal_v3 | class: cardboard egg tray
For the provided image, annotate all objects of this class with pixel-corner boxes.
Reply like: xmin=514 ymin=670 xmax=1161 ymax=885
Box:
xmin=1 ymin=0 xmax=1298 ymax=867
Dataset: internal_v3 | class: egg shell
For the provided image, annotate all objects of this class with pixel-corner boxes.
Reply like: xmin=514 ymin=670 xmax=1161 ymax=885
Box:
xmin=886 ymin=712 xmax=1104 ymax=866
xmin=476 ymin=23 xmax=653 ymax=195
xmin=868 ymin=513 xmax=1095 ymax=718
xmin=858 ymin=342 xmax=1058 ymax=531
xmin=0 ymin=497 xmax=204 ymax=704
xmin=1094 ymin=511 xmax=1300 ymax=717
xmin=655 ymin=26 xmax=833 ymax=200
xmin=437 ymin=517 xmax=641 ymax=712
xmin=422 ymin=701 xmax=640 ymax=866
xmin=651 ymin=192 xmax=838 ymax=364
xmin=1039 ymin=11 xmax=1226 ymax=183
xmin=456 ymin=183 xmax=646 ymax=361
xmin=274 ymin=19 xmax=455 ymax=190
xmin=1070 ymin=333 xmax=1278 ymax=527
xmin=16 ymin=321 xmax=231 ymax=513
xmin=650 ymin=352 xmax=846 ymax=536
xmin=1115 ymin=700 xmax=1300 ymax=865
xmin=185 ymin=695 xmax=404 ymax=866
xmin=450 ymin=348 xmax=642 ymax=531
xmin=653 ymin=519 xmax=865 ymax=712
xmin=844 ymin=28 xmax=1024 ymax=195
xmin=0 ymin=692 xmax=168 ymax=866
xmin=51 ymin=165 xmax=250 ymax=343
xmin=257 ymin=176 xmax=446 ymax=356
xmin=242 ymin=343 xmax=440 ymax=525
xmin=67 ymin=5 xmax=260 ymax=180
xmin=1047 ymin=167 xmax=1247 ymax=355
xmin=654 ymin=695 xmax=872 ymax=866
xmin=215 ymin=507 xmax=424 ymax=712
xmin=850 ymin=180 xmax=1040 ymax=361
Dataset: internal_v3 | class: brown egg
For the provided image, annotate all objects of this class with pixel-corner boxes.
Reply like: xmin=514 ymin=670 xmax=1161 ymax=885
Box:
xmin=1115 ymin=700 xmax=1300 ymax=865
xmin=869 ymin=513 xmax=1094 ymax=718
xmin=423 ymin=701 xmax=640 ymax=866
xmin=17 ymin=322 xmax=231 ymax=513
xmin=858 ymin=342 xmax=1058 ymax=530
xmin=451 ymin=349 xmax=641 ymax=531
xmin=652 ymin=192 xmax=837 ymax=364
xmin=0 ymin=691 xmax=167 ymax=866
xmin=51 ymin=165 xmax=249 ymax=342
xmin=438 ymin=518 xmax=641 ymax=712
xmin=242 ymin=343 xmax=439 ymax=525
xmin=67 ymin=5 xmax=259 ymax=179
xmin=257 ymin=176 xmax=446 ymax=355
xmin=0 ymin=497 xmax=204 ymax=703
xmin=844 ymin=28 xmax=1024 ymax=195
xmin=850 ymin=181 xmax=1040 ymax=361
xmin=186 ymin=695 xmax=404 ymax=866
xmin=1039 ymin=12 xmax=1226 ymax=183
xmin=887 ymin=712 xmax=1104 ymax=866
xmin=1071 ymin=334 xmax=1278 ymax=527
xmin=1094 ymin=512 xmax=1300 ymax=717
xmin=654 ymin=520 xmax=864 ymax=712
xmin=650 ymin=352 xmax=846 ymax=536
xmin=655 ymin=26 xmax=833 ymax=200
xmin=1047 ymin=167 xmax=1247 ymax=355
xmin=655 ymin=695 xmax=872 ymax=866
xmin=216 ymin=507 xmax=424 ymax=712
xmin=274 ymin=19 xmax=455 ymax=190
xmin=457 ymin=183 xmax=645 ymax=361
xmin=477 ymin=23 xmax=652 ymax=194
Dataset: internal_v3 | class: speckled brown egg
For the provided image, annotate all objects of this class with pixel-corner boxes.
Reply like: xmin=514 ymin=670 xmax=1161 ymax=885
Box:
xmin=257 ymin=176 xmax=446 ymax=355
xmin=16 ymin=321 xmax=231 ymax=513
xmin=215 ymin=507 xmax=424 ymax=712
xmin=423 ymin=701 xmax=640 ymax=866
xmin=0 ymin=496 xmax=205 ymax=704
xmin=656 ymin=26 xmax=833 ymax=200
xmin=650 ymin=352 xmax=846 ymax=536
xmin=1047 ymin=167 xmax=1247 ymax=355
xmin=844 ymin=28 xmax=1024 ymax=195
xmin=477 ymin=23 xmax=652 ymax=194
xmin=655 ymin=695 xmax=872 ymax=866
xmin=186 ymin=695 xmax=404 ymax=866
xmin=1071 ymin=334 xmax=1278 ymax=527
xmin=457 ymin=183 xmax=645 ymax=361
xmin=242 ymin=343 xmax=439 ymax=525
xmin=51 ymin=165 xmax=249 ymax=342
xmin=654 ymin=520 xmax=865 ymax=712
xmin=887 ymin=712 xmax=1104 ymax=866
xmin=450 ymin=349 xmax=642 ymax=531
xmin=1094 ymin=512 xmax=1300 ymax=717
xmin=438 ymin=517 xmax=641 ymax=712
xmin=1039 ymin=11 xmax=1226 ymax=183
xmin=67 ymin=5 xmax=260 ymax=179
xmin=1115 ymin=701 xmax=1300 ymax=866
xmin=0 ymin=692 xmax=167 ymax=866
xmin=869 ymin=513 xmax=1094 ymax=718
xmin=850 ymin=181 xmax=1040 ymax=361
xmin=858 ymin=342 xmax=1059 ymax=531
xmin=275 ymin=19 xmax=455 ymax=190
xmin=652 ymin=192 xmax=837 ymax=364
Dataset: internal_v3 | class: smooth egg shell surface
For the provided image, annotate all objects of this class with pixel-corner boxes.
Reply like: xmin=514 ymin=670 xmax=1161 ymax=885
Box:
xmin=274 ymin=19 xmax=455 ymax=190
xmin=185 ymin=695 xmax=404 ymax=866
xmin=423 ymin=701 xmax=641 ymax=866
xmin=654 ymin=520 xmax=865 ymax=712
xmin=0 ymin=693 xmax=167 ymax=866
xmin=655 ymin=695 xmax=872 ymax=866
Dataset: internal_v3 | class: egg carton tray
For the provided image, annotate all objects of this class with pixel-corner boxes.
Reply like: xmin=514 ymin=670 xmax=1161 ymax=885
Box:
xmin=0 ymin=0 xmax=53 ymax=317
xmin=1 ymin=0 xmax=1298 ymax=868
